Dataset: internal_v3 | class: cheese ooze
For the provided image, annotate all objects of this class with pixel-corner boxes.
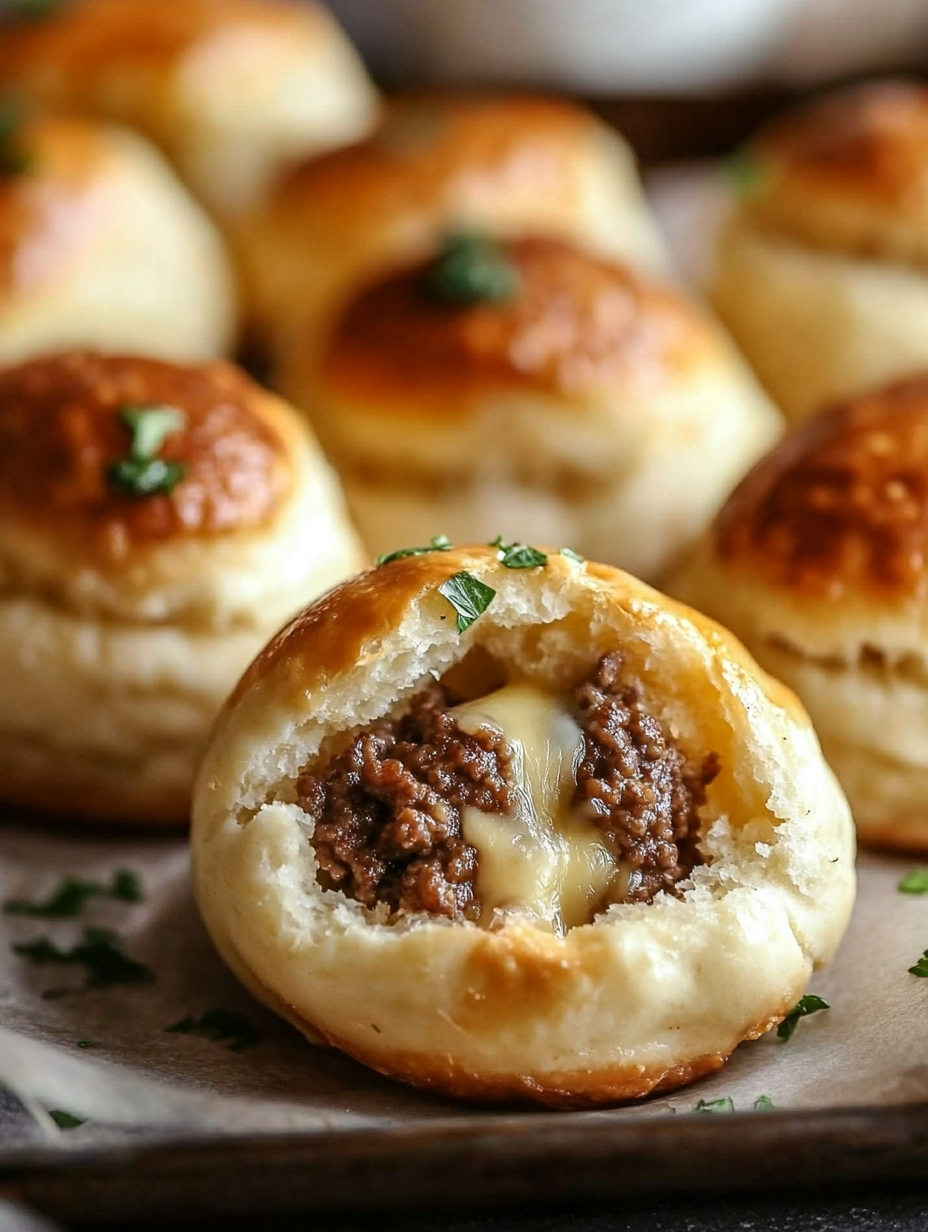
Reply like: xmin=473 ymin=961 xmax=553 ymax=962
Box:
xmin=450 ymin=683 xmax=623 ymax=934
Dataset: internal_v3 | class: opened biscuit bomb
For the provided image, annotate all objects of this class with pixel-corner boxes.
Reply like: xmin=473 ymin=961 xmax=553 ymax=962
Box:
xmin=672 ymin=375 xmax=928 ymax=855
xmin=715 ymin=81 xmax=928 ymax=424
xmin=0 ymin=112 xmax=236 ymax=362
xmin=0 ymin=0 xmax=378 ymax=218
xmin=0 ymin=352 xmax=364 ymax=826
xmin=192 ymin=544 xmax=855 ymax=1106
xmin=281 ymin=234 xmax=781 ymax=581
xmin=240 ymin=94 xmax=669 ymax=358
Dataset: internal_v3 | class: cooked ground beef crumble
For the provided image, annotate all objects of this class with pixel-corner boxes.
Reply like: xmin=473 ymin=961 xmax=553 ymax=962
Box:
xmin=301 ymin=654 xmax=718 ymax=921
xmin=574 ymin=652 xmax=720 ymax=903
xmin=299 ymin=681 xmax=513 ymax=922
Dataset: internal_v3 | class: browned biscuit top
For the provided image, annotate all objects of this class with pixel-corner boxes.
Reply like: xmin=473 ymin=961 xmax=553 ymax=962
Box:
xmin=716 ymin=375 xmax=928 ymax=596
xmin=269 ymin=95 xmax=607 ymax=225
xmin=320 ymin=236 xmax=708 ymax=408
xmin=231 ymin=544 xmax=803 ymax=724
xmin=755 ymin=81 xmax=928 ymax=200
xmin=0 ymin=352 xmax=293 ymax=563
xmin=743 ymin=80 xmax=928 ymax=256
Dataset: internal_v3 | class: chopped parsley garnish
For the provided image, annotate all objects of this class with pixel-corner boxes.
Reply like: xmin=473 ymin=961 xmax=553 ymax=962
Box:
xmin=106 ymin=404 xmax=185 ymax=498
xmin=909 ymin=949 xmax=928 ymax=978
xmin=5 ymin=868 xmax=143 ymax=918
xmin=438 ymin=571 xmax=496 ymax=634
xmin=424 ymin=232 xmax=520 ymax=307
xmin=723 ymin=149 xmax=767 ymax=198
xmin=777 ymin=993 xmax=830 ymax=1041
xmin=377 ymin=534 xmax=451 ymax=566
xmin=692 ymin=1095 xmax=775 ymax=1114
xmin=166 ymin=1008 xmax=261 ymax=1052
xmin=899 ymin=869 xmax=928 ymax=895
xmin=13 ymin=927 xmax=154 ymax=991
xmin=693 ymin=1097 xmax=734 ymax=1114
xmin=488 ymin=536 xmax=548 ymax=569
xmin=559 ymin=547 xmax=585 ymax=563
xmin=48 ymin=1110 xmax=85 ymax=1130
xmin=120 ymin=406 xmax=184 ymax=459
xmin=0 ymin=99 xmax=33 ymax=177
xmin=75 ymin=1039 xmax=98 ymax=1050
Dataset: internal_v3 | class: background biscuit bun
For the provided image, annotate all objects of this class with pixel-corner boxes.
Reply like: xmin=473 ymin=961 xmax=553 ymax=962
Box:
xmin=280 ymin=235 xmax=782 ymax=582
xmin=0 ymin=351 xmax=365 ymax=826
xmin=670 ymin=374 xmax=928 ymax=852
xmin=713 ymin=80 xmax=928 ymax=424
xmin=192 ymin=545 xmax=855 ymax=1107
xmin=0 ymin=0 xmax=379 ymax=218
xmin=237 ymin=94 xmax=669 ymax=360
xmin=0 ymin=114 xmax=237 ymax=363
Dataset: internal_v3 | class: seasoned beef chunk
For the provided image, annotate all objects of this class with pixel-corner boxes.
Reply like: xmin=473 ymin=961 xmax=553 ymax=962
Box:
xmin=574 ymin=652 xmax=719 ymax=902
xmin=300 ymin=682 xmax=513 ymax=921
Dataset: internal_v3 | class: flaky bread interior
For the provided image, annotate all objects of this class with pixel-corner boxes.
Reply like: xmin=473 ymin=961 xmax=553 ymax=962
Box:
xmin=192 ymin=548 xmax=855 ymax=1105
xmin=712 ymin=215 xmax=928 ymax=424
xmin=0 ymin=120 xmax=237 ymax=363
xmin=0 ymin=0 xmax=379 ymax=218
xmin=238 ymin=97 xmax=669 ymax=357
xmin=673 ymin=544 xmax=928 ymax=852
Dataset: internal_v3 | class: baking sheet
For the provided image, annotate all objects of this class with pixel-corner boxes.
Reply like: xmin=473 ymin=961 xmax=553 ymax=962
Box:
xmin=3 ymin=167 xmax=928 ymax=1215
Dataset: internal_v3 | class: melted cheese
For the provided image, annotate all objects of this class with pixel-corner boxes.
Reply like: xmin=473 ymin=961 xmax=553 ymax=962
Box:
xmin=451 ymin=683 xmax=617 ymax=934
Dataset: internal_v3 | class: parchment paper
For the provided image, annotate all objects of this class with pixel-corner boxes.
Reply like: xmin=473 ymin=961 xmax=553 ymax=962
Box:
xmin=2 ymin=168 xmax=927 ymax=1153
xmin=2 ymin=823 xmax=928 ymax=1151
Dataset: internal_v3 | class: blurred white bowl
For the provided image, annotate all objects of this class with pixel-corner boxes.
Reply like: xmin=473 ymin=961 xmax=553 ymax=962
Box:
xmin=326 ymin=0 xmax=799 ymax=94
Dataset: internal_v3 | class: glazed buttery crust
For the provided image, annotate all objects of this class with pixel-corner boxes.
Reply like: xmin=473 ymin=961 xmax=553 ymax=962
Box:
xmin=0 ymin=353 xmax=291 ymax=561
xmin=239 ymin=94 xmax=668 ymax=356
xmin=0 ymin=0 xmax=378 ymax=216
xmin=0 ymin=352 xmax=365 ymax=825
xmin=670 ymin=375 xmax=928 ymax=851
xmin=282 ymin=237 xmax=781 ymax=579
xmin=714 ymin=374 xmax=928 ymax=599
xmin=192 ymin=546 xmax=855 ymax=1105
xmin=317 ymin=236 xmax=707 ymax=406
xmin=744 ymin=81 xmax=928 ymax=266
xmin=0 ymin=115 xmax=236 ymax=362
xmin=713 ymin=80 xmax=928 ymax=423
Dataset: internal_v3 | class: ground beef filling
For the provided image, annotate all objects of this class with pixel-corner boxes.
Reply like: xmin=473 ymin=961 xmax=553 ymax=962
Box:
xmin=574 ymin=652 xmax=720 ymax=902
xmin=299 ymin=682 xmax=514 ymax=922
xmin=302 ymin=654 xmax=719 ymax=921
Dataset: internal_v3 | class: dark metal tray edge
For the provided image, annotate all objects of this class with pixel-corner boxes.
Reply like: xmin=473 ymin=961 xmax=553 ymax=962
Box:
xmin=1 ymin=1099 xmax=926 ymax=1223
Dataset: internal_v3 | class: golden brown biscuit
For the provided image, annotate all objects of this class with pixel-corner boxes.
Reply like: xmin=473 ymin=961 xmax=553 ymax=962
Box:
xmin=671 ymin=374 xmax=928 ymax=851
xmin=192 ymin=544 xmax=855 ymax=1106
xmin=0 ymin=113 xmax=236 ymax=361
xmin=280 ymin=235 xmax=781 ymax=581
xmin=714 ymin=81 xmax=928 ymax=423
xmin=0 ymin=0 xmax=378 ymax=216
xmin=0 ymin=352 xmax=364 ymax=826
xmin=239 ymin=94 xmax=669 ymax=359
